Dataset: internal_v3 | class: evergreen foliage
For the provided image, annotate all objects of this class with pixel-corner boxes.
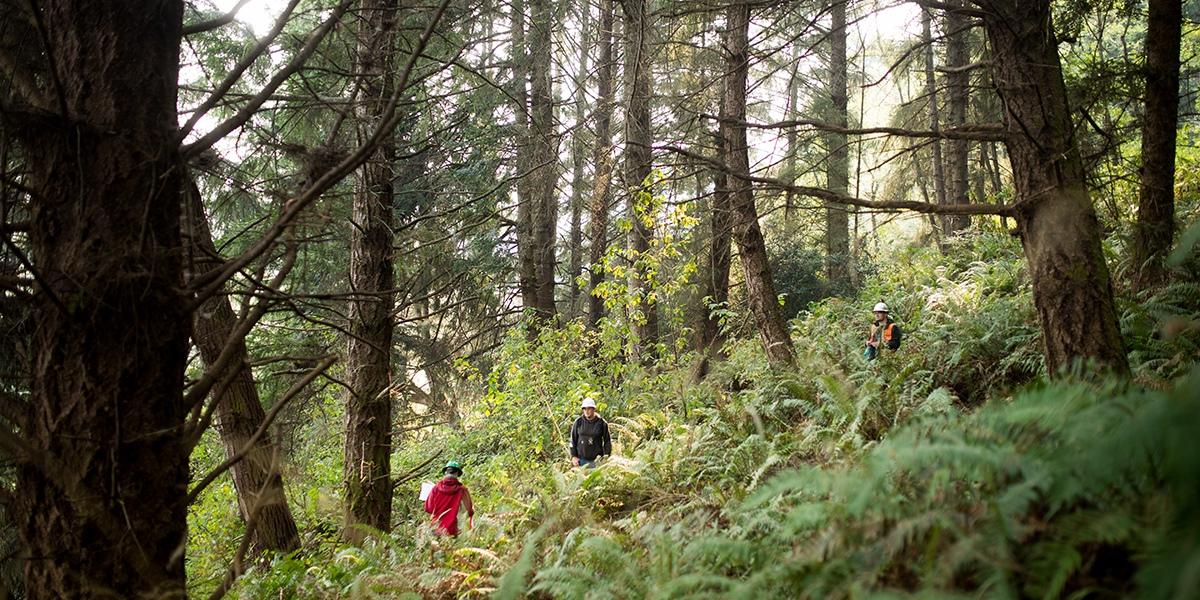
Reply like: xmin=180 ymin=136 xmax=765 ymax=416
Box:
xmin=216 ymin=232 xmax=1200 ymax=599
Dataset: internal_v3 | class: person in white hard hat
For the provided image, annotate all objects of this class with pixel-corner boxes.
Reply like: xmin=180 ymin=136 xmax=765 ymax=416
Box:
xmin=865 ymin=301 xmax=902 ymax=360
xmin=569 ymin=396 xmax=611 ymax=467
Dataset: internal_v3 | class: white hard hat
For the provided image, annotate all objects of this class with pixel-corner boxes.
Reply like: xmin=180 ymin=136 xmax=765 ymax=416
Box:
xmin=873 ymin=302 xmax=889 ymax=313
xmin=581 ymin=398 xmax=597 ymax=409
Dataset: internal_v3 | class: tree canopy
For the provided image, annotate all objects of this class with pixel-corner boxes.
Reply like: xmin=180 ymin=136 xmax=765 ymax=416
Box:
xmin=0 ymin=0 xmax=1198 ymax=598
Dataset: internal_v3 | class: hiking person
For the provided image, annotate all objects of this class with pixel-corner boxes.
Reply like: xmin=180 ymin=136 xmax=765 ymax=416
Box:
xmin=424 ymin=460 xmax=474 ymax=536
xmin=569 ymin=397 xmax=611 ymax=468
xmin=864 ymin=302 xmax=902 ymax=360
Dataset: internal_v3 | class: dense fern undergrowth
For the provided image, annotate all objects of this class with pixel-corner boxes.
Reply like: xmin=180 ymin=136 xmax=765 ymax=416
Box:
xmin=190 ymin=231 xmax=1200 ymax=599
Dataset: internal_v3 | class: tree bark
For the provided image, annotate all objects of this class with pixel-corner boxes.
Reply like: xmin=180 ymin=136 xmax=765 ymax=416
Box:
xmin=978 ymin=0 xmax=1129 ymax=374
xmin=511 ymin=0 xmax=539 ymax=327
xmin=942 ymin=0 xmax=972 ymax=235
xmin=567 ymin=0 xmax=592 ymax=318
xmin=724 ymin=0 xmax=795 ymax=366
xmin=13 ymin=1 xmax=191 ymax=596
xmin=344 ymin=0 xmax=399 ymax=540
xmin=623 ymin=0 xmax=658 ymax=357
xmin=825 ymin=0 xmax=851 ymax=293
xmin=922 ymin=7 xmax=949 ymax=223
xmin=587 ymin=0 xmax=616 ymax=330
xmin=1131 ymin=0 xmax=1182 ymax=291
xmin=696 ymin=162 xmax=733 ymax=354
xmin=529 ymin=0 xmax=559 ymax=323
xmin=184 ymin=189 xmax=301 ymax=557
xmin=784 ymin=54 xmax=801 ymax=230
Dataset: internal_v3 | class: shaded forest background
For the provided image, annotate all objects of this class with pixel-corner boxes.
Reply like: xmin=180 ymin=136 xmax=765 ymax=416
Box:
xmin=1 ymin=0 xmax=1199 ymax=598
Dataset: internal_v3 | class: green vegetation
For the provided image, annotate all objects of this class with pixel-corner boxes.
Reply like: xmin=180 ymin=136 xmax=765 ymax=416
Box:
xmin=184 ymin=229 xmax=1200 ymax=599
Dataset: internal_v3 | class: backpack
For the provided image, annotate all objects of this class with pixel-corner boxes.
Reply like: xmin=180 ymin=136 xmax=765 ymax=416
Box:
xmin=882 ymin=322 xmax=902 ymax=350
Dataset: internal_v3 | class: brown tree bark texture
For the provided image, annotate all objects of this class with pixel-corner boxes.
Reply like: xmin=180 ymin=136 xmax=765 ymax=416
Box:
xmin=344 ymin=0 xmax=399 ymax=539
xmin=511 ymin=0 xmax=539 ymax=324
xmin=1132 ymin=0 xmax=1182 ymax=291
xmin=942 ymin=0 xmax=972 ymax=235
xmin=567 ymin=0 xmax=592 ymax=318
xmin=922 ymin=9 xmax=950 ymax=214
xmin=723 ymin=0 xmax=795 ymax=366
xmin=529 ymin=0 xmax=559 ymax=322
xmin=826 ymin=0 xmax=851 ymax=292
xmin=696 ymin=166 xmax=733 ymax=353
xmin=979 ymin=0 xmax=1129 ymax=374
xmin=15 ymin=1 xmax=191 ymax=596
xmin=587 ymin=0 xmax=616 ymax=330
xmin=623 ymin=0 xmax=659 ymax=354
xmin=186 ymin=191 xmax=301 ymax=557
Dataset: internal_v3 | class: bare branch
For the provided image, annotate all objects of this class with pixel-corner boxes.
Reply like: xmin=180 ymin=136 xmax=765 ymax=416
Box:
xmin=660 ymin=144 xmax=1013 ymax=217
xmin=187 ymin=355 xmax=338 ymax=505
xmin=912 ymin=0 xmax=988 ymax=18
xmin=183 ymin=0 xmax=254 ymax=36
xmin=179 ymin=0 xmax=345 ymax=152
xmin=187 ymin=0 xmax=454 ymax=302
xmin=699 ymin=113 xmax=1008 ymax=141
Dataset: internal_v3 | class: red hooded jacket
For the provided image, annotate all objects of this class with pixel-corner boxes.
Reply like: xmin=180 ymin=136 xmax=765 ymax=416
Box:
xmin=424 ymin=476 xmax=473 ymax=536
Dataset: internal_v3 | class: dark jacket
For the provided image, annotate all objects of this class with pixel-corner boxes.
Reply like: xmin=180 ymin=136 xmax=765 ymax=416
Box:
xmin=570 ymin=415 xmax=611 ymax=461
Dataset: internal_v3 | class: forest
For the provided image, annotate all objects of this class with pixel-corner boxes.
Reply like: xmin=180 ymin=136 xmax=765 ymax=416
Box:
xmin=0 ymin=0 xmax=1198 ymax=598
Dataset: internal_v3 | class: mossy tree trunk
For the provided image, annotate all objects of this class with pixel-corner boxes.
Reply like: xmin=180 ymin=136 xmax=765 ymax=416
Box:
xmin=344 ymin=0 xmax=399 ymax=540
xmin=978 ymin=0 xmax=1129 ymax=374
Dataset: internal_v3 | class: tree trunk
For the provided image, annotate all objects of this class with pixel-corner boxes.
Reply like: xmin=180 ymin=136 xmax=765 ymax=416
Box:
xmin=529 ymin=0 xmax=559 ymax=322
xmin=511 ymin=0 xmax=539 ymax=327
xmin=922 ymin=7 xmax=949 ymax=218
xmin=979 ymin=0 xmax=1128 ymax=374
xmin=825 ymin=0 xmax=851 ymax=293
xmin=14 ymin=1 xmax=191 ymax=596
xmin=724 ymin=0 xmax=795 ymax=366
xmin=942 ymin=0 xmax=972 ymax=235
xmin=184 ymin=189 xmax=301 ymax=557
xmin=783 ymin=56 xmax=800 ymax=230
xmin=623 ymin=0 xmax=658 ymax=357
xmin=696 ymin=162 xmax=733 ymax=354
xmin=587 ymin=0 xmax=616 ymax=330
xmin=344 ymin=0 xmax=398 ymax=540
xmin=567 ymin=0 xmax=592 ymax=318
xmin=1132 ymin=0 xmax=1182 ymax=291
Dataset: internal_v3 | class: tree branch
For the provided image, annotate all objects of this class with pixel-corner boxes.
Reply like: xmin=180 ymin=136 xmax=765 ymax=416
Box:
xmin=186 ymin=0 xmax=454 ymax=302
xmin=699 ymin=113 xmax=1008 ymax=141
xmin=187 ymin=355 xmax=337 ymax=505
xmin=183 ymin=0 xmax=254 ymax=36
xmin=179 ymin=0 xmax=343 ymax=152
xmin=659 ymin=144 xmax=1013 ymax=217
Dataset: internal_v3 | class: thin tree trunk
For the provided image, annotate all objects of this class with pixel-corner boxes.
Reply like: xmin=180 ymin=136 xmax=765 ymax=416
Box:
xmin=979 ymin=0 xmax=1128 ymax=374
xmin=530 ymin=0 xmax=559 ymax=322
xmin=15 ymin=1 xmax=190 ymax=596
xmin=344 ymin=0 xmax=398 ymax=540
xmin=1132 ymin=0 xmax=1182 ymax=291
xmin=623 ymin=0 xmax=658 ymax=357
xmin=942 ymin=0 xmax=972 ymax=235
xmin=567 ymin=0 xmax=593 ymax=318
xmin=784 ymin=51 xmax=800 ymax=230
xmin=184 ymin=188 xmax=301 ymax=557
xmin=587 ymin=0 xmax=616 ymax=329
xmin=697 ymin=161 xmax=733 ymax=354
xmin=922 ymin=7 xmax=949 ymax=242
xmin=724 ymin=0 xmax=795 ymax=366
xmin=825 ymin=0 xmax=851 ymax=292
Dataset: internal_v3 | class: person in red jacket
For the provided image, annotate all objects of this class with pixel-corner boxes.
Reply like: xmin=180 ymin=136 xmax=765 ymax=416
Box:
xmin=424 ymin=460 xmax=474 ymax=536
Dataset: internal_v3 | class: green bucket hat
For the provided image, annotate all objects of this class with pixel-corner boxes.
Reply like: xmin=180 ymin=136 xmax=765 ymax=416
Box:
xmin=443 ymin=460 xmax=463 ymax=475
